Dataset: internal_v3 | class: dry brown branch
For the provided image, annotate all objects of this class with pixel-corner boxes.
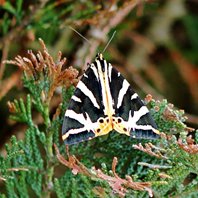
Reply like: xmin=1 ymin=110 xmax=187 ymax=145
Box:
xmin=0 ymin=71 xmax=21 ymax=100
xmin=178 ymin=135 xmax=198 ymax=154
xmin=0 ymin=176 xmax=6 ymax=181
xmin=126 ymin=22 xmax=166 ymax=90
xmin=113 ymin=53 xmax=164 ymax=100
xmin=163 ymin=106 xmax=179 ymax=121
xmin=54 ymin=144 xmax=93 ymax=177
xmin=72 ymin=0 xmax=145 ymax=71
xmin=124 ymin=0 xmax=185 ymax=97
xmin=4 ymin=39 xmax=79 ymax=104
xmin=161 ymin=103 xmax=197 ymax=129
xmin=133 ymin=143 xmax=168 ymax=159
xmin=171 ymin=50 xmax=198 ymax=104
xmin=134 ymin=132 xmax=198 ymax=158
xmin=54 ymin=144 xmax=155 ymax=197
xmin=0 ymin=39 xmax=10 ymax=80
xmin=185 ymin=113 xmax=198 ymax=126
xmin=68 ymin=0 xmax=164 ymax=102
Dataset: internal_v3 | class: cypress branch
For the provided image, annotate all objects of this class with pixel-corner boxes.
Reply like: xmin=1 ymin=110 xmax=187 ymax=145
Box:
xmin=1 ymin=38 xmax=197 ymax=198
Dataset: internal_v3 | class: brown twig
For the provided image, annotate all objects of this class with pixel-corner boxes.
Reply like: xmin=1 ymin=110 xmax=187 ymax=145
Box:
xmin=68 ymin=0 xmax=164 ymax=101
xmin=72 ymin=0 xmax=145 ymax=72
xmin=4 ymin=39 xmax=79 ymax=104
xmin=54 ymin=144 xmax=93 ymax=177
xmin=178 ymin=135 xmax=198 ymax=154
xmin=185 ymin=113 xmax=198 ymax=126
xmin=133 ymin=143 xmax=168 ymax=160
xmin=170 ymin=50 xmax=198 ymax=103
xmin=54 ymin=144 xmax=156 ymax=197
xmin=110 ymin=50 xmax=164 ymax=100
xmin=0 ymin=39 xmax=10 ymax=80
xmin=0 ymin=71 xmax=21 ymax=100
xmin=0 ymin=176 xmax=6 ymax=181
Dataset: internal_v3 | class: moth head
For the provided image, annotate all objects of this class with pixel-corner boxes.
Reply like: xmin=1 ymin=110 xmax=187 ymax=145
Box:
xmin=95 ymin=53 xmax=104 ymax=61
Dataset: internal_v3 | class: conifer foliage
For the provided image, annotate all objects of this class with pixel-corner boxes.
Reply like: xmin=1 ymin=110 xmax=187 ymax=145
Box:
xmin=0 ymin=1 xmax=198 ymax=197
xmin=0 ymin=39 xmax=197 ymax=198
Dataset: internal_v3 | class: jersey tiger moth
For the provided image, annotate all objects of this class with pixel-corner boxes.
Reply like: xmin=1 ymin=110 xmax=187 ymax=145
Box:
xmin=62 ymin=53 xmax=160 ymax=145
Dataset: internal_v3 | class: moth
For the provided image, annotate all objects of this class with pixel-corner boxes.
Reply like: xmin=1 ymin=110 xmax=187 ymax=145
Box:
xmin=62 ymin=53 xmax=159 ymax=145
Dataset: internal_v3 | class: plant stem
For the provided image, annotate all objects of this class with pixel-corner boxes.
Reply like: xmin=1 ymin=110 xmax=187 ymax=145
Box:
xmin=43 ymin=104 xmax=54 ymax=198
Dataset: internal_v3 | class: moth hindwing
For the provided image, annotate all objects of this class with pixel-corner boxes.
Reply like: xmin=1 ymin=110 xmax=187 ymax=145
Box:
xmin=62 ymin=53 xmax=160 ymax=145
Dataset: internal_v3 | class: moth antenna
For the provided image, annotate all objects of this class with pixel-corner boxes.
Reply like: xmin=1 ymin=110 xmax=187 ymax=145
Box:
xmin=102 ymin=30 xmax=116 ymax=54
xmin=69 ymin=26 xmax=91 ymax=45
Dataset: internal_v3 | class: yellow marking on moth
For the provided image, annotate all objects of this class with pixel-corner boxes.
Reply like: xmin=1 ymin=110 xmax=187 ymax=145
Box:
xmin=153 ymin=129 xmax=160 ymax=135
xmin=112 ymin=117 xmax=130 ymax=136
xmin=94 ymin=117 xmax=113 ymax=137
xmin=62 ymin=133 xmax=69 ymax=140
xmin=94 ymin=116 xmax=130 ymax=137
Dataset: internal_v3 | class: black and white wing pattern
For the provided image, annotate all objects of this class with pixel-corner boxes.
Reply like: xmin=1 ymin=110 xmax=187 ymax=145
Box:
xmin=62 ymin=53 xmax=160 ymax=145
